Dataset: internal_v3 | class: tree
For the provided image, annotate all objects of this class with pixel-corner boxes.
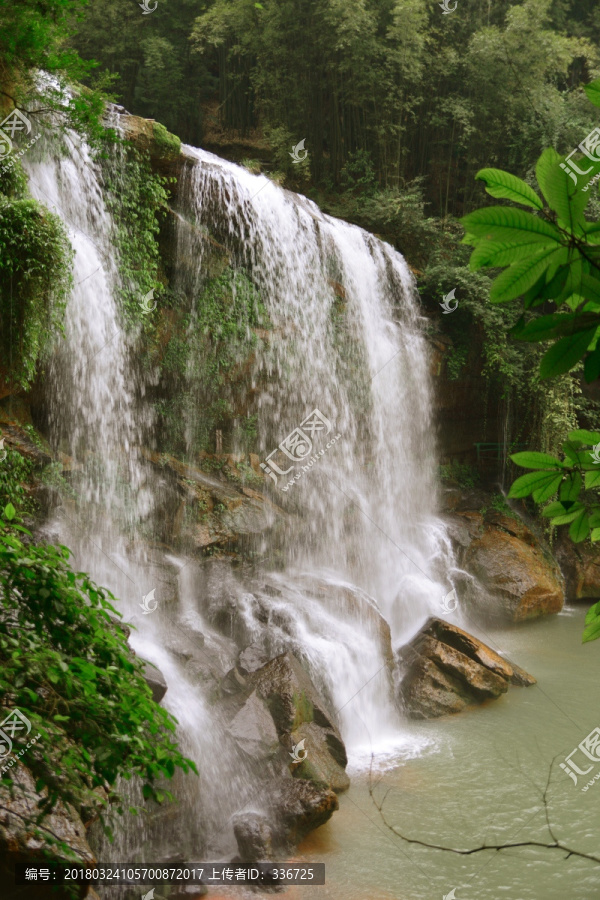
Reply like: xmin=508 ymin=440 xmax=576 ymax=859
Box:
xmin=0 ymin=503 xmax=197 ymax=835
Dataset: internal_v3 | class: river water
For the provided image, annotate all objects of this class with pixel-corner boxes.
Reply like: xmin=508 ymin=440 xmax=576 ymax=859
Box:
xmin=214 ymin=607 xmax=600 ymax=900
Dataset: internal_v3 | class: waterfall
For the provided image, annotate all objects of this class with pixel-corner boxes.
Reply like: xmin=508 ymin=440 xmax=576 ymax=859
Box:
xmin=22 ymin=129 xmax=454 ymax=863
xmin=174 ymin=148 xmax=454 ymax=750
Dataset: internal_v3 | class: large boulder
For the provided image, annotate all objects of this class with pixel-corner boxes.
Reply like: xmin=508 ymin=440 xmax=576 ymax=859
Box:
xmin=227 ymin=690 xmax=280 ymax=760
xmin=248 ymin=652 xmax=337 ymax=734
xmin=269 ymin=777 xmax=339 ymax=849
xmin=233 ymin=812 xmax=274 ymax=861
xmin=286 ymin=722 xmax=349 ymax=793
xmin=0 ymin=764 xmax=94 ymax=900
xmin=398 ymin=617 xmax=535 ymax=719
xmin=141 ymin=661 xmax=168 ymax=703
xmin=447 ymin=506 xmax=564 ymax=621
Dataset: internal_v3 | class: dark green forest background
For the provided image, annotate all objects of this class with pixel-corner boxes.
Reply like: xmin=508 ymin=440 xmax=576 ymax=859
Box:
xmin=69 ymin=0 xmax=600 ymax=223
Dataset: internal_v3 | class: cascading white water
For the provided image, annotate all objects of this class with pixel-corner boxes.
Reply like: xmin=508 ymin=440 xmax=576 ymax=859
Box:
xmin=22 ymin=127 xmax=456 ymax=870
xmin=174 ymin=147 xmax=456 ymax=753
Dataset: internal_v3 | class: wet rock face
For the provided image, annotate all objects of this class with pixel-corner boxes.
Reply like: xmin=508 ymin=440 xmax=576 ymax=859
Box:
xmin=446 ymin=505 xmax=564 ymax=622
xmin=268 ymin=778 xmax=339 ymax=850
xmin=555 ymin=533 xmax=600 ymax=601
xmin=398 ymin=617 xmax=535 ymax=719
xmin=233 ymin=812 xmax=274 ymax=861
xmin=0 ymin=765 xmax=94 ymax=900
xmin=222 ymin=651 xmax=349 ymax=860
xmin=142 ymin=661 xmax=168 ymax=703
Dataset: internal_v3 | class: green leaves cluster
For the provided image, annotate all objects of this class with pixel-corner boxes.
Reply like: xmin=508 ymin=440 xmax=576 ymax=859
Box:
xmin=461 ymin=78 xmax=600 ymax=383
xmin=509 ymin=431 xmax=600 ymax=643
xmin=0 ymin=181 xmax=73 ymax=389
xmin=0 ymin=507 xmax=196 ymax=828
xmin=508 ymin=430 xmax=600 ymax=543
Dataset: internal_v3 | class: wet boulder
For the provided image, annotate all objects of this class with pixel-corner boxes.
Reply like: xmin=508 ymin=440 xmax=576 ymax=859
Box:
xmin=248 ymin=652 xmax=350 ymax=794
xmin=233 ymin=811 xmax=274 ymax=861
xmin=448 ymin=507 xmax=564 ymax=621
xmin=226 ymin=690 xmax=280 ymax=760
xmin=248 ymin=651 xmax=336 ymax=733
xmin=269 ymin=777 xmax=339 ymax=849
xmin=141 ymin=661 xmax=168 ymax=703
xmin=286 ymin=722 xmax=349 ymax=793
xmin=398 ymin=617 xmax=535 ymax=719
xmin=555 ymin=533 xmax=600 ymax=601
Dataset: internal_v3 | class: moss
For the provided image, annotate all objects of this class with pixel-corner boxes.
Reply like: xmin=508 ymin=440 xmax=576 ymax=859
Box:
xmin=291 ymin=690 xmax=314 ymax=729
xmin=152 ymin=122 xmax=181 ymax=160
xmin=0 ymin=181 xmax=73 ymax=388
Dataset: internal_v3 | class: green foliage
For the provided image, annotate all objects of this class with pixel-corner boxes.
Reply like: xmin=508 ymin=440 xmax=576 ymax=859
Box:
xmin=439 ymin=461 xmax=480 ymax=489
xmin=0 ymin=185 xmax=73 ymax=388
xmin=0 ymin=0 xmax=116 ymax=147
xmin=99 ymin=141 xmax=172 ymax=327
xmin=154 ymin=267 xmax=269 ymax=455
xmin=0 ymin=447 xmax=35 ymax=515
xmin=508 ymin=430 xmax=600 ymax=639
xmin=461 ymin=82 xmax=600 ymax=382
xmin=0 ymin=508 xmax=197 ymax=828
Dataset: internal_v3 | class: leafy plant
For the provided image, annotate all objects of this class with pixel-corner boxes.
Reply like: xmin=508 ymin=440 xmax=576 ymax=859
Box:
xmin=461 ymin=77 xmax=600 ymax=384
xmin=508 ymin=431 xmax=600 ymax=642
xmin=0 ymin=191 xmax=73 ymax=388
xmin=0 ymin=504 xmax=197 ymax=831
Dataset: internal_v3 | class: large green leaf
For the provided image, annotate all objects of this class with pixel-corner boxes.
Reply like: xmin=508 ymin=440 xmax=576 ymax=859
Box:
xmin=536 ymin=148 xmax=562 ymax=200
xmin=570 ymin=509 xmax=591 ymax=542
xmin=469 ymin=240 xmax=555 ymax=271
xmin=584 ymin=78 xmax=600 ymax=109
xmin=582 ymin=615 xmax=600 ymax=643
xmin=592 ymin=527 xmax=600 ymax=542
xmin=585 ymin=470 xmax=600 ymax=489
xmin=508 ymin=470 xmax=562 ymax=499
xmin=567 ymin=429 xmax=600 ymax=444
xmin=510 ymin=451 xmax=563 ymax=469
xmin=537 ymin=149 xmax=588 ymax=228
xmin=461 ymin=207 xmax=561 ymax=244
xmin=489 ymin=246 xmax=565 ymax=304
xmin=511 ymin=312 xmax=600 ymax=342
xmin=541 ymin=501 xmax=568 ymax=518
xmin=539 ymin=328 xmax=597 ymax=378
xmin=475 ymin=168 xmax=543 ymax=210
xmin=559 ymin=471 xmax=582 ymax=502
xmin=551 ymin=512 xmax=583 ymax=525
xmin=532 ymin=473 xmax=564 ymax=502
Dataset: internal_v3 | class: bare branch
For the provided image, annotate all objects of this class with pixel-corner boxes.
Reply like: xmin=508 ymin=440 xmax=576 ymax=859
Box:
xmin=368 ymin=757 xmax=600 ymax=866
